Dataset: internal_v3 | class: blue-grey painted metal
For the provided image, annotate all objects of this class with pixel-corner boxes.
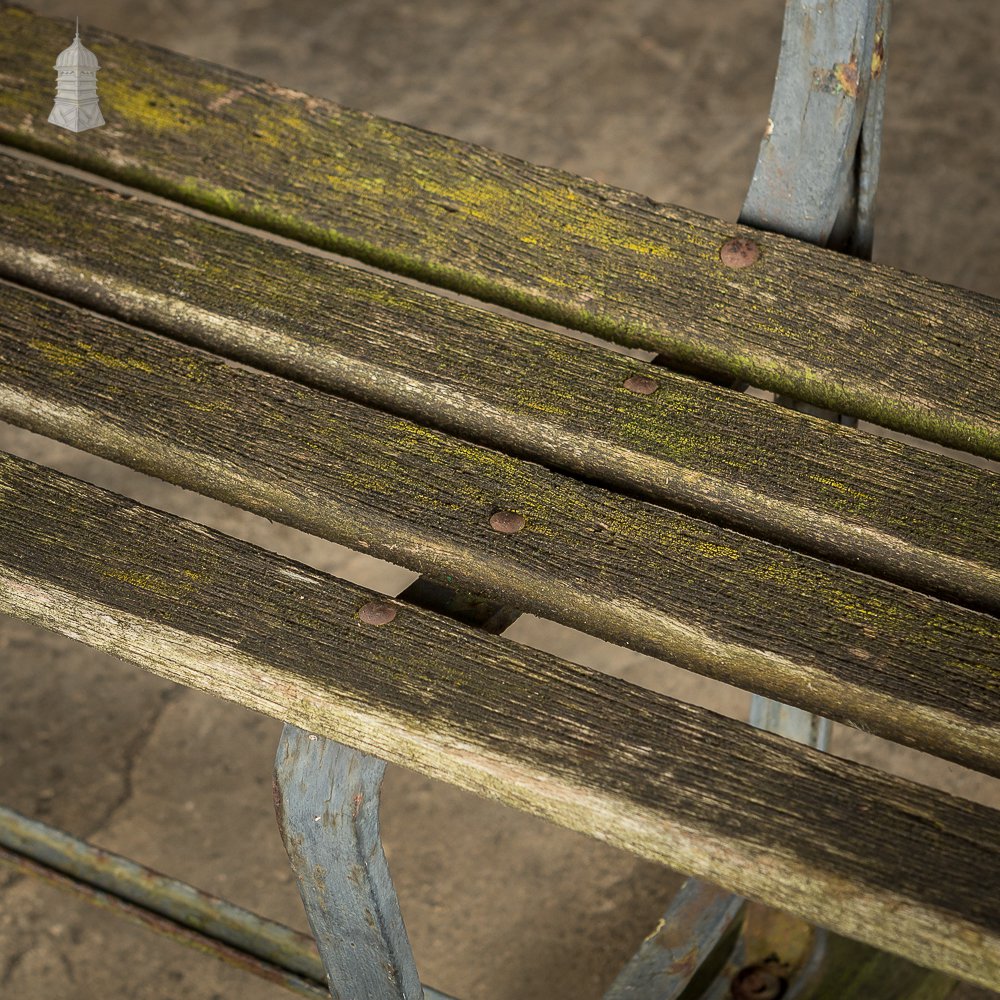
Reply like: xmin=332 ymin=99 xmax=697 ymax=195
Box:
xmin=0 ymin=803 xmax=329 ymax=995
xmin=740 ymin=0 xmax=886 ymax=248
xmin=848 ymin=2 xmax=891 ymax=260
xmin=603 ymin=879 xmax=745 ymax=999
xmin=747 ymin=699 xmax=832 ymax=753
xmin=274 ymin=726 xmax=456 ymax=1000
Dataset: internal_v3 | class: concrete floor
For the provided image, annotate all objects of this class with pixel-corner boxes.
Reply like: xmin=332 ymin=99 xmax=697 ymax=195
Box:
xmin=1 ymin=1 xmax=998 ymax=998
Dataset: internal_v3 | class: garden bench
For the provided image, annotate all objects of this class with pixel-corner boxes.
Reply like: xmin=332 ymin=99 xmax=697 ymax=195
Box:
xmin=0 ymin=2 xmax=997 ymax=997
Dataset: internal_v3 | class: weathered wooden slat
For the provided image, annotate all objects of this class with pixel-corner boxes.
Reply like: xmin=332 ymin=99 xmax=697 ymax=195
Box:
xmin=0 ymin=281 xmax=997 ymax=776
xmin=1 ymin=7 xmax=997 ymax=458
xmin=0 ymin=451 xmax=998 ymax=988
xmin=1 ymin=157 xmax=997 ymax=615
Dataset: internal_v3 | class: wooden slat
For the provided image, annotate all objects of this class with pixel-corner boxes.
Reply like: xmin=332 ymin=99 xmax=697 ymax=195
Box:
xmin=1 ymin=159 xmax=997 ymax=615
xmin=0 ymin=281 xmax=997 ymax=776
xmin=0 ymin=451 xmax=998 ymax=988
xmin=1 ymin=7 xmax=997 ymax=458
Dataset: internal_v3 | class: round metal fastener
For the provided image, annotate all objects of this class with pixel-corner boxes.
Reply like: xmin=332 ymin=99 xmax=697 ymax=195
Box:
xmin=489 ymin=510 xmax=526 ymax=534
xmin=720 ymin=237 xmax=761 ymax=269
xmin=358 ymin=601 xmax=397 ymax=626
xmin=730 ymin=963 xmax=786 ymax=1000
xmin=623 ymin=374 xmax=659 ymax=395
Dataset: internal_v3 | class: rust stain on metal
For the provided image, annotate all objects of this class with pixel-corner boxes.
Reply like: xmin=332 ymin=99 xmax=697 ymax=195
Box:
xmin=623 ymin=374 xmax=659 ymax=395
xmin=871 ymin=31 xmax=885 ymax=79
xmin=719 ymin=238 xmax=760 ymax=269
xmin=811 ymin=57 xmax=860 ymax=98
xmin=489 ymin=510 xmax=525 ymax=534
xmin=667 ymin=944 xmax=700 ymax=978
xmin=357 ymin=600 xmax=396 ymax=626
xmin=834 ymin=57 xmax=860 ymax=97
xmin=272 ymin=773 xmax=287 ymax=831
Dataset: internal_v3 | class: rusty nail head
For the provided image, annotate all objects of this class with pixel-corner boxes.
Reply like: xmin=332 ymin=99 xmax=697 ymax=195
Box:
xmin=730 ymin=963 xmax=786 ymax=1000
xmin=490 ymin=510 xmax=525 ymax=534
xmin=720 ymin=237 xmax=760 ymax=269
xmin=623 ymin=374 xmax=659 ymax=395
xmin=358 ymin=601 xmax=397 ymax=626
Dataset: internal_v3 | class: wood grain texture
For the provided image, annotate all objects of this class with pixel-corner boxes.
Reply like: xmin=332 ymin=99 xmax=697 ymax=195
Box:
xmin=0 ymin=281 xmax=997 ymax=775
xmin=1 ymin=157 xmax=997 ymax=615
xmin=0 ymin=450 xmax=997 ymax=988
xmin=1 ymin=6 xmax=997 ymax=458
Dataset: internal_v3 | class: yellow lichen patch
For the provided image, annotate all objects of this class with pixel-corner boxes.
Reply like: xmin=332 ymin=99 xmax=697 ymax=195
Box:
xmin=410 ymin=173 xmax=680 ymax=267
xmin=29 ymin=340 xmax=86 ymax=372
xmin=693 ymin=540 xmax=741 ymax=562
xmin=251 ymin=107 xmax=310 ymax=150
xmin=808 ymin=474 xmax=876 ymax=513
xmin=102 ymin=568 xmax=192 ymax=599
xmin=183 ymin=399 xmax=231 ymax=415
xmin=174 ymin=178 xmax=245 ymax=217
xmin=98 ymin=76 xmax=201 ymax=133
xmin=29 ymin=338 xmax=154 ymax=375
xmin=170 ymin=354 xmax=211 ymax=383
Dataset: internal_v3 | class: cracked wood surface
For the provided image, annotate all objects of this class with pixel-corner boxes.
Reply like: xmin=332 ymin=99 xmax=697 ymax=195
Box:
xmin=1 ymin=157 xmax=997 ymax=616
xmin=0 ymin=451 xmax=997 ymax=988
xmin=1 ymin=6 xmax=998 ymax=458
xmin=0 ymin=281 xmax=997 ymax=776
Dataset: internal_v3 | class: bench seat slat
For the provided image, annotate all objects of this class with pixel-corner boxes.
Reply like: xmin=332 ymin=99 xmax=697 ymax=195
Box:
xmin=1 ymin=157 xmax=997 ymax=615
xmin=0 ymin=450 xmax=997 ymax=988
xmin=1 ymin=281 xmax=996 ymax=776
xmin=0 ymin=7 xmax=997 ymax=459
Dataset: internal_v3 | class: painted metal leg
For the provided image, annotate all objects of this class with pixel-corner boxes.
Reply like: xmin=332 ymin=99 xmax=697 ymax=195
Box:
xmin=603 ymin=879 xmax=744 ymax=999
xmin=274 ymin=725 xmax=424 ymax=1000
xmin=271 ymin=580 xmax=507 ymax=999
xmin=740 ymin=0 xmax=886 ymax=247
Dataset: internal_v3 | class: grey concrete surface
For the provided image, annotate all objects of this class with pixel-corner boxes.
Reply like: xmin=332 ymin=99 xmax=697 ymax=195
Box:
xmin=1 ymin=1 xmax=998 ymax=998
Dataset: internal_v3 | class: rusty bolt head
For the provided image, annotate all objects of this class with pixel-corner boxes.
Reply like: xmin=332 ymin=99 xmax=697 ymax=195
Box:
xmin=720 ymin=237 xmax=761 ymax=269
xmin=730 ymin=963 xmax=786 ymax=1000
xmin=358 ymin=601 xmax=397 ymax=626
xmin=489 ymin=510 xmax=526 ymax=534
xmin=623 ymin=374 xmax=659 ymax=395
